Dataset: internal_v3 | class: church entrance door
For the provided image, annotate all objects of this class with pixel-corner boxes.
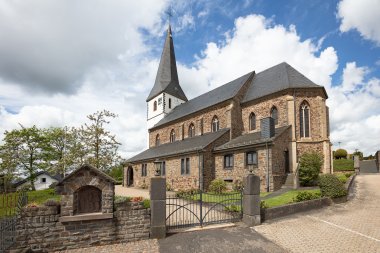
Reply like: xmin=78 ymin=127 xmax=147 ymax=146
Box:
xmin=127 ymin=167 xmax=134 ymax=187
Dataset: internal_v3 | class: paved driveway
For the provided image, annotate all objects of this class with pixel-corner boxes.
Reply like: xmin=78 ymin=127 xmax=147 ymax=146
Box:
xmin=115 ymin=185 xmax=150 ymax=199
xmin=254 ymin=174 xmax=380 ymax=253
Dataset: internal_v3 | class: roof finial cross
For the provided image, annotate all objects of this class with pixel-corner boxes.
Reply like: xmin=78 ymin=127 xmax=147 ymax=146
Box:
xmin=165 ymin=5 xmax=173 ymax=25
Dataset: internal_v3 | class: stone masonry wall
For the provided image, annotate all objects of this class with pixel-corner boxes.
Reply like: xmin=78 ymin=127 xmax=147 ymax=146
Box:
xmin=214 ymin=148 xmax=272 ymax=192
xmin=148 ymin=101 xmax=232 ymax=148
xmin=12 ymin=202 xmax=150 ymax=252
xmin=241 ymin=90 xmax=290 ymax=134
xmin=59 ymin=167 xmax=114 ymax=217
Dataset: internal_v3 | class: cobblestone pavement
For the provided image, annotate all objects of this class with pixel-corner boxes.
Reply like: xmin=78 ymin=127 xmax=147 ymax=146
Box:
xmin=56 ymin=239 xmax=159 ymax=253
xmin=254 ymin=174 xmax=380 ymax=253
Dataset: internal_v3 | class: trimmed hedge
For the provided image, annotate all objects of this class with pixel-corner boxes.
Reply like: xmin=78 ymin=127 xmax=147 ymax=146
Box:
xmin=318 ymin=174 xmax=347 ymax=198
xmin=299 ymin=152 xmax=323 ymax=186
xmin=294 ymin=191 xmax=321 ymax=202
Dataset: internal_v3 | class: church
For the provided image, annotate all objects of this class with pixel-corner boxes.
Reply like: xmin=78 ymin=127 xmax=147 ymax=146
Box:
xmin=124 ymin=25 xmax=332 ymax=192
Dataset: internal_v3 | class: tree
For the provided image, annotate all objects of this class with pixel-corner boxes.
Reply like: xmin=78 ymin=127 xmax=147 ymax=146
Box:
xmin=81 ymin=110 xmax=121 ymax=172
xmin=1 ymin=125 xmax=46 ymax=190
xmin=352 ymin=150 xmax=363 ymax=160
xmin=334 ymin=149 xmax=348 ymax=159
xmin=299 ymin=152 xmax=323 ymax=186
xmin=0 ymin=143 xmax=19 ymax=192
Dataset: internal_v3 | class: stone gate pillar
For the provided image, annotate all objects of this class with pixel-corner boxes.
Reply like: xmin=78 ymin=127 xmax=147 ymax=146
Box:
xmin=242 ymin=174 xmax=261 ymax=226
xmin=150 ymin=177 xmax=166 ymax=238
xmin=353 ymin=155 xmax=360 ymax=174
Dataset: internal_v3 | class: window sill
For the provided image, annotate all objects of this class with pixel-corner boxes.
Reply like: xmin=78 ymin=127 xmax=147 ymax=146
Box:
xmin=224 ymin=167 xmax=233 ymax=170
xmin=59 ymin=213 xmax=113 ymax=222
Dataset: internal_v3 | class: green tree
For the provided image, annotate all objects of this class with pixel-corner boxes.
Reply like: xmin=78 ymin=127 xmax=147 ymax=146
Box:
xmin=1 ymin=125 xmax=46 ymax=190
xmin=334 ymin=149 xmax=348 ymax=159
xmin=352 ymin=150 xmax=363 ymax=160
xmin=0 ymin=142 xmax=19 ymax=192
xmin=299 ymin=152 xmax=323 ymax=186
xmin=81 ymin=110 xmax=121 ymax=172
xmin=42 ymin=127 xmax=66 ymax=175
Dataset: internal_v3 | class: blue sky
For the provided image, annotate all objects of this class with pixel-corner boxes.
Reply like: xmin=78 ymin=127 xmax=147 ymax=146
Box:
xmin=0 ymin=0 xmax=379 ymax=157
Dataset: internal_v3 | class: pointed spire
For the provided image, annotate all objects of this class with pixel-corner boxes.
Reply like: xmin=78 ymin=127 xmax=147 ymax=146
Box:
xmin=146 ymin=25 xmax=188 ymax=102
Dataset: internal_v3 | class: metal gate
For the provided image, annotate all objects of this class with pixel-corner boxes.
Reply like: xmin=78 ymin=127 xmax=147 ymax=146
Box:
xmin=166 ymin=190 xmax=242 ymax=232
xmin=0 ymin=190 xmax=28 ymax=253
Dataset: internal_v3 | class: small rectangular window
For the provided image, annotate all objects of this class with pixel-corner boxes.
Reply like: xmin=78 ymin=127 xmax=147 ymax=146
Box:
xmin=41 ymin=178 xmax=46 ymax=183
xmin=224 ymin=154 xmax=234 ymax=169
xmin=162 ymin=161 xmax=166 ymax=176
xmin=181 ymin=158 xmax=190 ymax=175
xmin=141 ymin=164 xmax=147 ymax=177
xmin=246 ymin=151 xmax=258 ymax=165
xmin=158 ymin=97 xmax=162 ymax=105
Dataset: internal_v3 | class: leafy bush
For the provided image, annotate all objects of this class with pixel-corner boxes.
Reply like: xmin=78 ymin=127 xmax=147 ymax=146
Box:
xmin=299 ymin=152 xmax=323 ymax=186
xmin=232 ymin=180 xmax=243 ymax=192
xmin=344 ymin=172 xmax=354 ymax=178
xmin=114 ymin=196 xmax=131 ymax=204
xmin=293 ymin=191 xmax=321 ymax=202
xmin=131 ymin=196 xmax=143 ymax=202
xmin=224 ymin=204 xmax=240 ymax=212
xmin=334 ymin=149 xmax=348 ymax=159
xmin=142 ymin=199 xmax=150 ymax=209
xmin=336 ymin=174 xmax=348 ymax=184
xmin=318 ymin=174 xmax=347 ymax=198
xmin=260 ymin=200 xmax=268 ymax=209
xmin=166 ymin=183 xmax=173 ymax=191
xmin=209 ymin=179 xmax=227 ymax=194
xmin=175 ymin=188 xmax=200 ymax=198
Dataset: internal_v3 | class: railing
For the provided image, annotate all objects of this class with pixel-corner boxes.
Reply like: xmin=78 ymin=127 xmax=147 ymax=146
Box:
xmin=166 ymin=190 xmax=243 ymax=231
xmin=0 ymin=190 xmax=28 ymax=253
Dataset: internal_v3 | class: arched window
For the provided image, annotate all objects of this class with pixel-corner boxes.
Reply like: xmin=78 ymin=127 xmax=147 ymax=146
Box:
xmin=271 ymin=106 xmax=278 ymax=125
xmin=249 ymin=112 xmax=256 ymax=131
xmin=153 ymin=101 xmax=157 ymax=111
xmin=300 ymin=102 xmax=310 ymax=138
xmin=155 ymin=134 xmax=160 ymax=146
xmin=170 ymin=129 xmax=176 ymax=143
xmin=188 ymin=123 xmax=195 ymax=138
xmin=212 ymin=116 xmax=219 ymax=132
xmin=169 ymin=98 xmax=172 ymax=109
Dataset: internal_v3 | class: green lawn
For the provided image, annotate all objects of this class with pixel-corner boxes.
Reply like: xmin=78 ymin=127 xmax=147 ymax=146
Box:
xmin=333 ymin=159 xmax=354 ymax=171
xmin=187 ymin=191 xmax=269 ymax=203
xmin=1 ymin=189 xmax=60 ymax=217
xmin=262 ymin=189 xmax=321 ymax=208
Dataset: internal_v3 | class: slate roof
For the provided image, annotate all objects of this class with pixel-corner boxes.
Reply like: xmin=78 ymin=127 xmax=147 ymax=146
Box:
xmin=242 ymin=62 xmax=326 ymax=103
xmin=214 ymin=126 xmax=290 ymax=151
xmin=57 ymin=164 xmax=116 ymax=186
xmin=127 ymin=129 xmax=230 ymax=163
xmin=146 ymin=25 xmax=188 ymax=102
xmin=13 ymin=171 xmax=63 ymax=187
xmin=151 ymin=71 xmax=254 ymax=129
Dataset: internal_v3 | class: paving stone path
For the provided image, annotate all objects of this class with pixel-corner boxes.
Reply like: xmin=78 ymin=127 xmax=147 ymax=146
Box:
xmin=255 ymin=174 xmax=380 ymax=253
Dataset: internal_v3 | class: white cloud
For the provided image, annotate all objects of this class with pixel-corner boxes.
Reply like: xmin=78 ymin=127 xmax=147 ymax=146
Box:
xmin=337 ymin=0 xmax=380 ymax=45
xmin=179 ymin=14 xmax=338 ymax=98
xmin=327 ymin=62 xmax=380 ymax=154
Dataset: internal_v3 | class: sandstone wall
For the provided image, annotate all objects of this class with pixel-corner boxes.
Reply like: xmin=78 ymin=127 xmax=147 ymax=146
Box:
xmin=12 ymin=202 xmax=150 ymax=252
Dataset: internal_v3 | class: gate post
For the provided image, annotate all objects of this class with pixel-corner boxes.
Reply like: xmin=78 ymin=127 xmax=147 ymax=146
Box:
xmin=242 ymin=174 xmax=261 ymax=226
xmin=150 ymin=177 xmax=166 ymax=239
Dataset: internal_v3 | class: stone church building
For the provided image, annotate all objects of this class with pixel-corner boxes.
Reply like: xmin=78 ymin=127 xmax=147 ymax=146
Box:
xmin=124 ymin=25 xmax=332 ymax=192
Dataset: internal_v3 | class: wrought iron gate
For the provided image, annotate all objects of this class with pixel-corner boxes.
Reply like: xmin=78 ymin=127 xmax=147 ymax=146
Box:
xmin=166 ymin=190 xmax=242 ymax=231
xmin=0 ymin=190 xmax=28 ymax=253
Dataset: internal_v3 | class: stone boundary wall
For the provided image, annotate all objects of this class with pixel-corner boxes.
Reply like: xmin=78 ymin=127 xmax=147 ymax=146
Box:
xmin=11 ymin=201 xmax=150 ymax=252
xmin=261 ymin=197 xmax=333 ymax=221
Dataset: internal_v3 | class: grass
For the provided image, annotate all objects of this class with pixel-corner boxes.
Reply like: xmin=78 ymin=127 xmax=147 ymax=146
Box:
xmin=187 ymin=191 xmax=269 ymax=203
xmin=262 ymin=189 xmax=321 ymax=208
xmin=0 ymin=188 xmax=60 ymax=217
xmin=333 ymin=159 xmax=354 ymax=171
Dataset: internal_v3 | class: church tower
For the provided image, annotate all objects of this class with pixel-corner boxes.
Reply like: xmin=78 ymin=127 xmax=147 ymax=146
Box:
xmin=146 ymin=25 xmax=188 ymax=130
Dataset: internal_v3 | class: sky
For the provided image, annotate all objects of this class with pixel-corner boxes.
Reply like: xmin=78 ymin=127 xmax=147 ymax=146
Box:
xmin=0 ymin=0 xmax=380 ymax=158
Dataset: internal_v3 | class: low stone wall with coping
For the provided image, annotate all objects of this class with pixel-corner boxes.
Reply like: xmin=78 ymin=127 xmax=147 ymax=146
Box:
xmin=11 ymin=201 xmax=150 ymax=252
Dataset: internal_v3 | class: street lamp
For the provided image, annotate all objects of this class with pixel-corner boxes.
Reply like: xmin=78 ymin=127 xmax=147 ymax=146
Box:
xmin=154 ymin=159 xmax=162 ymax=176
